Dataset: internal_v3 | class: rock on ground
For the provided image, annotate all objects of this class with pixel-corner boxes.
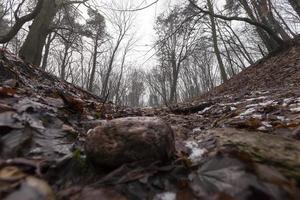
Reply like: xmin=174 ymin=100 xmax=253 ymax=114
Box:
xmin=85 ymin=117 xmax=175 ymax=168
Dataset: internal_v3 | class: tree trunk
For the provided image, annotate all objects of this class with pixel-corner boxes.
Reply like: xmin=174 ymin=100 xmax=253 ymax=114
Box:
xmin=217 ymin=23 xmax=235 ymax=76
xmin=256 ymin=0 xmax=291 ymax=40
xmin=169 ymin=52 xmax=179 ymax=104
xmin=101 ymin=34 xmax=124 ymax=99
xmin=207 ymin=0 xmax=228 ymax=83
xmin=19 ymin=0 xmax=58 ymax=66
xmin=60 ymin=44 xmax=70 ymax=80
xmin=115 ymin=50 xmax=127 ymax=105
xmin=88 ymin=34 xmax=99 ymax=92
xmin=0 ymin=0 xmax=44 ymax=44
xmin=101 ymin=49 xmax=116 ymax=98
xmin=41 ymin=32 xmax=55 ymax=71
xmin=288 ymin=0 xmax=300 ymax=17
xmin=169 ymin=70 xmax=178 ymax=104
xmin=238 ymin=0 xmax=279 ymax=52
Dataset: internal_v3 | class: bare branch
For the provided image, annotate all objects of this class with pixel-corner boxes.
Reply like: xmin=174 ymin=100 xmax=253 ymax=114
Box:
xmin=0 ymin=0 xmax=44 ymax=44
xmin=188 ymin=0 xmax=284 ymax=46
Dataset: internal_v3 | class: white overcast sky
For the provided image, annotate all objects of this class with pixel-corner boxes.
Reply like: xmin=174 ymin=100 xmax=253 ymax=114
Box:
xmin=81 ymin=0 xmax=186 ymax=69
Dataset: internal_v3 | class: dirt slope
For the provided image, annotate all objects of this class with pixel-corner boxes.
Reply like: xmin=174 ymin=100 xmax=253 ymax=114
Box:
xmin=212 ymin=43 xmax=300 ymax=96
xmin=1 ymin=43 xmax=300 ymax=200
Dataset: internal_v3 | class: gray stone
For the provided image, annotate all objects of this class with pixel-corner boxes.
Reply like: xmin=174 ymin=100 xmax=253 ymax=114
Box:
xmin=85 ymin=117 xmax=175 ymax=168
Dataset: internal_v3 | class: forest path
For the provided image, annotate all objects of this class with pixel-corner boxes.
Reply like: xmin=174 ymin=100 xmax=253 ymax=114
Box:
xmin=1 ymin=47 xmax=300 ymax=199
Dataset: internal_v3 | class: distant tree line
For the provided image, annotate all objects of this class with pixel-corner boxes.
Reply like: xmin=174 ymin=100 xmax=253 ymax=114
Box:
xmin=0 ymin=0 xmax=299 ymax=106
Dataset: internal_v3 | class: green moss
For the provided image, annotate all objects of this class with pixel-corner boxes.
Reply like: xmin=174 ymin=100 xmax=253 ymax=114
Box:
xmin=94 ymin=112 xmax=102 ymax=119
xmin=72 ymin=149 xmax=90 ymax=174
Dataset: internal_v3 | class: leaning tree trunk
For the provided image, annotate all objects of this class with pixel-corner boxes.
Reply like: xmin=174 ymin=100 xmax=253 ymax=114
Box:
xmin=238 ymin=0 xmax=279 ymax=52
xmin=19 ymin=0 xmax=58 ymax=67
xmin=169 ymin=68 xmax=179 ymax=104
xmin=88 ymin=34 xmax=99 ymax=92
xmin=101 ymin=36 xmax=123 ymax=99
xmin=257 ymin=0 xmax=291 ymax=41
xmin=41 ymin=32 xmax=56 ymax=71
xmin=169 ymin=52 xmax=179 ymax=104
xmin=288 ymin=0 xmax=300 ymax=17
xmin=207 ymin=0 xmax=228 ymax=83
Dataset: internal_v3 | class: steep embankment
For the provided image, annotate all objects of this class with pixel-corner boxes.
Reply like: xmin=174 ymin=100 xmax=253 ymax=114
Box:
xmin=213 ymin=42 xmax=300 ymax=96
xmin=1 ymin=43 xmax=300 ymax=200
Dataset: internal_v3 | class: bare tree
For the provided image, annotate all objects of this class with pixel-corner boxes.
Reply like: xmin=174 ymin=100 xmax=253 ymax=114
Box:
xmin=19 ymin=0 xmax=88 ymax=66
xmin=85 ymin=8 xmax=106 ymax=92
xmin=155 ymin=6 xmax=198 ymax=103
xmin=0 ymin=0 xmax=44 ymax=44
xmin=114 ymin=35 xmax=137 ymax=105
xmin=207 ymin=0 xmax=227 ymax=82
xmin=100 ymin=0 xmax=135 ymax=99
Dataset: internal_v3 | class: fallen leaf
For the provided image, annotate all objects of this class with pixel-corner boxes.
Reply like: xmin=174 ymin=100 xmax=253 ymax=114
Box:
xmin=62 ymin=124 xmax=77 ymax=135
xmin=0 ymin=166 xmax=26 ymax=181
xmin=0 ymin=87 xmax=16 ymax=97
xmin=59 ymin=92 xmax=84 ymax=113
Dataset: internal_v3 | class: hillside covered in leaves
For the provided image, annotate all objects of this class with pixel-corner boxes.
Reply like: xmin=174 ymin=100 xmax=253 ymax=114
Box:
xmin=0 ymin=39 xmax=300 ymax=199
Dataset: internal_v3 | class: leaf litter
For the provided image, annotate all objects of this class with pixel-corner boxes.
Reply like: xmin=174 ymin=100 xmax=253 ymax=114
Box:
xmin=1 ymin=46 xmax=300 ymax=199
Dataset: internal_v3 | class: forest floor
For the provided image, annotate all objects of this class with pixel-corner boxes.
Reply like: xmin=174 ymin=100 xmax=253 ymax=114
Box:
xmin=0 ymin=42 xmax=300 ymax=200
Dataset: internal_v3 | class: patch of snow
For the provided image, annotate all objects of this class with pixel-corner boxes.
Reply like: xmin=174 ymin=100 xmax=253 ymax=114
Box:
xmin=252 ymin=91 xmax=270 ymax=95
xmin=290 ymin=107 xmax=300 ymax=113
xmin=232 ymin=102 xmax=242 ymax=106
xmin=276 ymin=116 xmax=286 ymax=121
xmin=219 ymin=102 xmax=242 ymax=106
xmin=239 ymin=108 xmax=256 ymax=116
xmin=189 ymin=148 xmax=207 ymax=161
xmin=29 ymin=147 xmax=43 ymax=155
xmin=257 ymin=126 xmax=268 ymax=131
xmin=154 ymin=192 xmax=176 ymax=200
xmin=246 ymin=103 xmax=259 ymax=108
xmin=230 ymin=106 xmax=237 ymax=111
xmin=185 ymin=141 xmax=207 ymax=163
xmin=261 ymin=121 xmax=272 ymax=128
xmin=192 ymin=127 xmax=202 ymax=134
xmin=86 ymin=115 xmax=94 ymax=120
xmin=198 ymin=106 xmax=213 ymax=114
xmin=283 ymin=98 xmax=293 ymax=107
xmin=245 ymin=96 xmax=267 ymax=102
xmin=252 ymin=114 xmax=263 ymax=119
xmin=185 ymin=141 xmax=198 ymax=149
xmin=259 ymin=100 xmax=275 ymax=106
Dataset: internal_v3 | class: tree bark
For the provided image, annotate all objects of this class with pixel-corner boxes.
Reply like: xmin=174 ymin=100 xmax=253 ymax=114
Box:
xmin=207 ymin=0 xmax=228 ymax=83
xmin=88 ymin=34 xmax=99 ymax=92
xmin=19 ymin=0 xmax=58 ymax=67
xmin=169 ymin=64 xmax=179 ymax=103
xmin=254 ymin=0 xmax=290 ymax=41
xmin=115 ymin=46 xmax=128 ymax=105
xmin=238 ymin=0 xmax=279 ymax=52
xmin=60 ymin=43 xmax=71 ymax=80
xmin=0 ymin=0 xmax=44 ymax=44
xmin=288 ymin=0 xmax=300 ymax=17
xmin=101 ymin=32 xmax=125 ymax=99
xmin=41 ymin=32 xmax=55 ymax=71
